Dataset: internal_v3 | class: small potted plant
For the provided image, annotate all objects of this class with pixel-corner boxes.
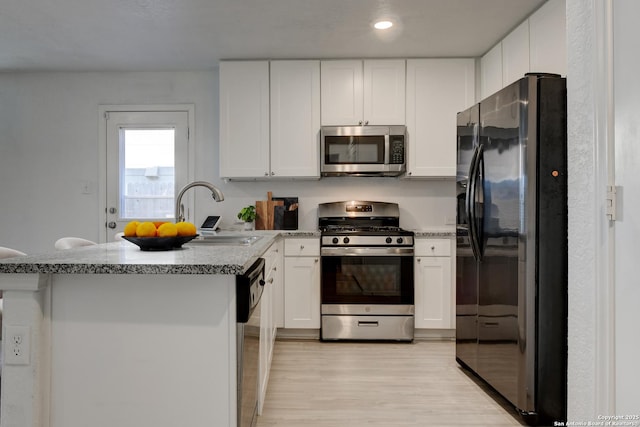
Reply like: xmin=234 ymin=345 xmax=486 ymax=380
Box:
xmin=237 ymin=205 xmax=256 ymax=230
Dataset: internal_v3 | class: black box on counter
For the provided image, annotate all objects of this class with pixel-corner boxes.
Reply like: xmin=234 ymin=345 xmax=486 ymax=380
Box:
xmin=273 ymin=197 xmax=298 ymax=230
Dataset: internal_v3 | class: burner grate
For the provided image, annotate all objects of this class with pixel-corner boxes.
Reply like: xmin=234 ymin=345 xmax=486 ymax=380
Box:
xmin=321 ymin=225 xmax=403 ymax=233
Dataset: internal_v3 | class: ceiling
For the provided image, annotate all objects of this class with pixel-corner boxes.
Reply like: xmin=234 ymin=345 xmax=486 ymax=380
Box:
xmin=0 ymin=0 xmax=546 ymax=72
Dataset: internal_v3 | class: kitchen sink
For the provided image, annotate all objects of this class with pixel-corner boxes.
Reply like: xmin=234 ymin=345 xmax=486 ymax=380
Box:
xmin=186 ymin=235 xmax=263 ymax=246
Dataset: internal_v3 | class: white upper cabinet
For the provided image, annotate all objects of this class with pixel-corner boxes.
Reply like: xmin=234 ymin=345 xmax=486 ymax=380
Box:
xmin=363 ymin=59 xmax=406 ymax=125
xmin=406 ymin=59 xmax=475 ymax=178
xmin=270 ymin=60 xmax=321 ymax=178
xmin=529 ymin=0 xmax=567 ymax=76
xmin=219 ymin=61 xmax=270 ymax=178
xmin=481 ymin=43 xmax=503 ymax=100
xmin=481 ymin=0 xmax=566 ymax=100
xmin=502 ymin=20 xmax=530 ymax=87
xmin=320 ymin=60 xmax=363 ymax=126
xmin=321 ymin=59 xmax=406 ymax=126
xmin=219 ymin=60 xmax=320 ymax=180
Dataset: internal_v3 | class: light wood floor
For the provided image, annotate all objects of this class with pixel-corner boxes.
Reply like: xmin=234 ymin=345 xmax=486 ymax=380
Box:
xmin=256 ymin=339 xmax=527 ymax=427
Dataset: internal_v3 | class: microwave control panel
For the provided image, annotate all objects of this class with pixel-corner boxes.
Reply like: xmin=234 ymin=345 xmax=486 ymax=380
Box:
xmin=390 ymin=136 xmax=405 ymax=164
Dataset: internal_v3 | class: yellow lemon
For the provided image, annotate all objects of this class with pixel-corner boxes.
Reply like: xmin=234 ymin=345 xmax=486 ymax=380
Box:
xmin=153 ymin=221 xmax=167 ymax=228
xmin=157 ymin=222 xmax=178 ymax=237
xmin=176 ymin=221 xmax=197 ymax=236
xmin=123 ymin=221 xmax=139 ymax=237
xmin=136 ymin=221 xmax=157 ymax=237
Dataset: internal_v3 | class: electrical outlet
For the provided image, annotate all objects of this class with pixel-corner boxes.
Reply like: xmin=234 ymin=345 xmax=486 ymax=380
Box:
xmin=4 ymin=325 xmax=30 ymax=365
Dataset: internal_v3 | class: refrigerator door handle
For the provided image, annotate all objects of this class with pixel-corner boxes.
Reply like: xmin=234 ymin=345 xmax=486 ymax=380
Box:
xmin=467 ymin=144 xmax=483 ymax=261
xmin=466 ymin=146 xmax=478 ymax=260
xmin=473 ymin=144 xmax=485 ymax=260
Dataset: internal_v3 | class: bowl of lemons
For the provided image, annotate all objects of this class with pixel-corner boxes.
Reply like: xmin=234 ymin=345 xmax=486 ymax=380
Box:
xmin=122 ymin=221 xmax=198 ymax=251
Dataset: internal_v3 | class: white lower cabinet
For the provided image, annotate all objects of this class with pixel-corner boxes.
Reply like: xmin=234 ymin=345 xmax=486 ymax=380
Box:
xmin=414 ymin=238 xmax=453 ymax=329
xmin=283 ymin=238 xmax=320 ymax=329
xmin=258 ymin=239 xmax=283 ymax=414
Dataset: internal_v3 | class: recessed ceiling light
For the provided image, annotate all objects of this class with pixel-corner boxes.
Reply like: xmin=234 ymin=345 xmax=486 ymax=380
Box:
xmin=374 ymin=20 xmax=393 ymax=30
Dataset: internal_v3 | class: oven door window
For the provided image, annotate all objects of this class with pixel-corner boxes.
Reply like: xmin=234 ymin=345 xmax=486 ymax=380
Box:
xmin=321 ymin=255 xmax=414 ymax=304
xmin=324 ymin=135 xmax=384 ymax=164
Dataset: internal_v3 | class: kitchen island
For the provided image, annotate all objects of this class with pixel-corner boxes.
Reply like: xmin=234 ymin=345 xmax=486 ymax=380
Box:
xmin=0 ymin=233 xmax=279 ymax=427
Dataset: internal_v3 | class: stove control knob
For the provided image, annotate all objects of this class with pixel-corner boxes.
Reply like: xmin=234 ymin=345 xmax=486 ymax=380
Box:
xmin=396 ymin=237 xmax=404 ymax=244
xmin=385 ymin=237 xmax=392 ymax=244
xmin=343 ymin=237 xmax=350 ymax=244
xmin=332 ymin=237 xmax=339 ymax=244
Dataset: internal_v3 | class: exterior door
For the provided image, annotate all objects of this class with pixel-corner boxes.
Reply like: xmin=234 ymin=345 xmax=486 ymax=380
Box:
xmin=103 ymin=110 xmax=190 ymax=241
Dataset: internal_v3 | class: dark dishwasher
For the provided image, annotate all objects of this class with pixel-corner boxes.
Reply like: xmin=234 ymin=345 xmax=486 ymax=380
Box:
xmin=236 ymin=257 xmax=265 ymax=427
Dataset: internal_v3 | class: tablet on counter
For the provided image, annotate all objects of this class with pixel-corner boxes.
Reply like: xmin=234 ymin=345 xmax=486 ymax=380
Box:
xmin=199 ymin=215 xmax=222 ymax=233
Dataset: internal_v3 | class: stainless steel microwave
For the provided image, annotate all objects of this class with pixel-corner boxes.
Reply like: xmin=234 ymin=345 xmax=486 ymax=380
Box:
xmin=320 ymin=125 xmax=406 ymax=177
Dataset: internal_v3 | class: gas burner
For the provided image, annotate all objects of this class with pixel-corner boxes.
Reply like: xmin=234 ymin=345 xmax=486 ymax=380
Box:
xmin=318 ymin=201 xmax=414 ymax=247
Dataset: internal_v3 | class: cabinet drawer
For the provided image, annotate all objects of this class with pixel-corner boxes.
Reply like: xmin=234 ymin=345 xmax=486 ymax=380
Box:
xmin=284 ymin=238 xmax=320 ymax=257
xmin=415 ymin=238 xmax=451 ymax=257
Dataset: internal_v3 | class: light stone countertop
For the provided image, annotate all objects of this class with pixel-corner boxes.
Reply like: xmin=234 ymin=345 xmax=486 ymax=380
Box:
xmin=412 ymin=227 xmax=456 ymax=237
xmin=0 ymin=231 xmax=283 ymax=275
xmin=0 ymin=228 xmax=453 ymax=276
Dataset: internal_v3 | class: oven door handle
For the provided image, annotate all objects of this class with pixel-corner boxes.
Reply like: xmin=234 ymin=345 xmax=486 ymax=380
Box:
xmin=320 ymin=247 xmax=414 ymax=256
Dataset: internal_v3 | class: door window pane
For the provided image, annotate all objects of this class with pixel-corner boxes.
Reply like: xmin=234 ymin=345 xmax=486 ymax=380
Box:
xmin=119 ymin=128 xmax=175 ymax=219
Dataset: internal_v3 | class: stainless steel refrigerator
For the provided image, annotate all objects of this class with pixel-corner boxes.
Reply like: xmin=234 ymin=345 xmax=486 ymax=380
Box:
xmin=456 ymin=74 xmax=567 ymax=426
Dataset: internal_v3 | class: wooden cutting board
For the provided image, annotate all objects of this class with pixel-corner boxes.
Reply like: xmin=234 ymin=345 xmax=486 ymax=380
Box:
xmin=255 ymin=192 xmax=284 ymax=230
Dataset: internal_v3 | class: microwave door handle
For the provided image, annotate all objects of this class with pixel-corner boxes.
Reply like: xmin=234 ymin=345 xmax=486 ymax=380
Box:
xmin=384 ymin=134 xmax=390 ymax=165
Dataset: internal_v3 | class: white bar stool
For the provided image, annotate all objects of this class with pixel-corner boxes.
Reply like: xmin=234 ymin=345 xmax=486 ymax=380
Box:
xmin=54 ymin=237 xmax=97 ymax=250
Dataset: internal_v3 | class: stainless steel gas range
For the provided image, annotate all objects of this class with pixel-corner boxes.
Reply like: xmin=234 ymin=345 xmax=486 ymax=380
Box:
xmin=318 ymin=201 xmax=415 ymax=341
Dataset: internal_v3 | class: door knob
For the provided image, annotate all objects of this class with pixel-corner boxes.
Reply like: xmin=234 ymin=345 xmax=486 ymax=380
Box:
xmin=109 ymin=207 xmax=117 ymax=214
xmin=107 ymin=221 xmax=117 ymax=229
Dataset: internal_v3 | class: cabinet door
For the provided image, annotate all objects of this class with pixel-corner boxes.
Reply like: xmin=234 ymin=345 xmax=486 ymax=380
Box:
xmin=414 ymin=256 xmax=452 ymax=329
xmin=258 ymin=276 xmax=272 ymax=414
xmin=502 ymin=20 xmax=530 ymax=87
xmin=219 ymin=61 xmax=270 ymax=178
xmin=529 ymin=0 xmax=567 ymax=76
xmin=363 ymin=59 xmax=406 ymax=125
xmin=284 ymin=256 xmax=320 ymax=329
xmin=481 ymin=43 xmax=503 ymax=99
xmin=270 ymin=60 xmax=321 ymax=177
xmin=406 ymin=59 xmax=475 ymax=177
xmin=268 ymin=240 xmax=285 ymax=328
xmin=321 ymin=60 xmax=363 ymax=126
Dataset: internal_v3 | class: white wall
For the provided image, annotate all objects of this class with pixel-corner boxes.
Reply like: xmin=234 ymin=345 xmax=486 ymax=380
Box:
xmin=0 ymin=71 xmax=454 ymax=254
xmin=612 ymin=0 xmax=640 ymax=414
xmin=566 ymin=0 xmax=617 ymax=420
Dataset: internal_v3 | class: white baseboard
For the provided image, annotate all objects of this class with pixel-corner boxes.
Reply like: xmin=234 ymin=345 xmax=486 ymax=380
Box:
xmin=275 ymin=328 xmax=455 ymax=341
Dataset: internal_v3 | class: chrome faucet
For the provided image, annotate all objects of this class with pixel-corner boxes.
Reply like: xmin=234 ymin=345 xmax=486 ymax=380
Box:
xmin=175 ymin=181 xmax=225 ymax=223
